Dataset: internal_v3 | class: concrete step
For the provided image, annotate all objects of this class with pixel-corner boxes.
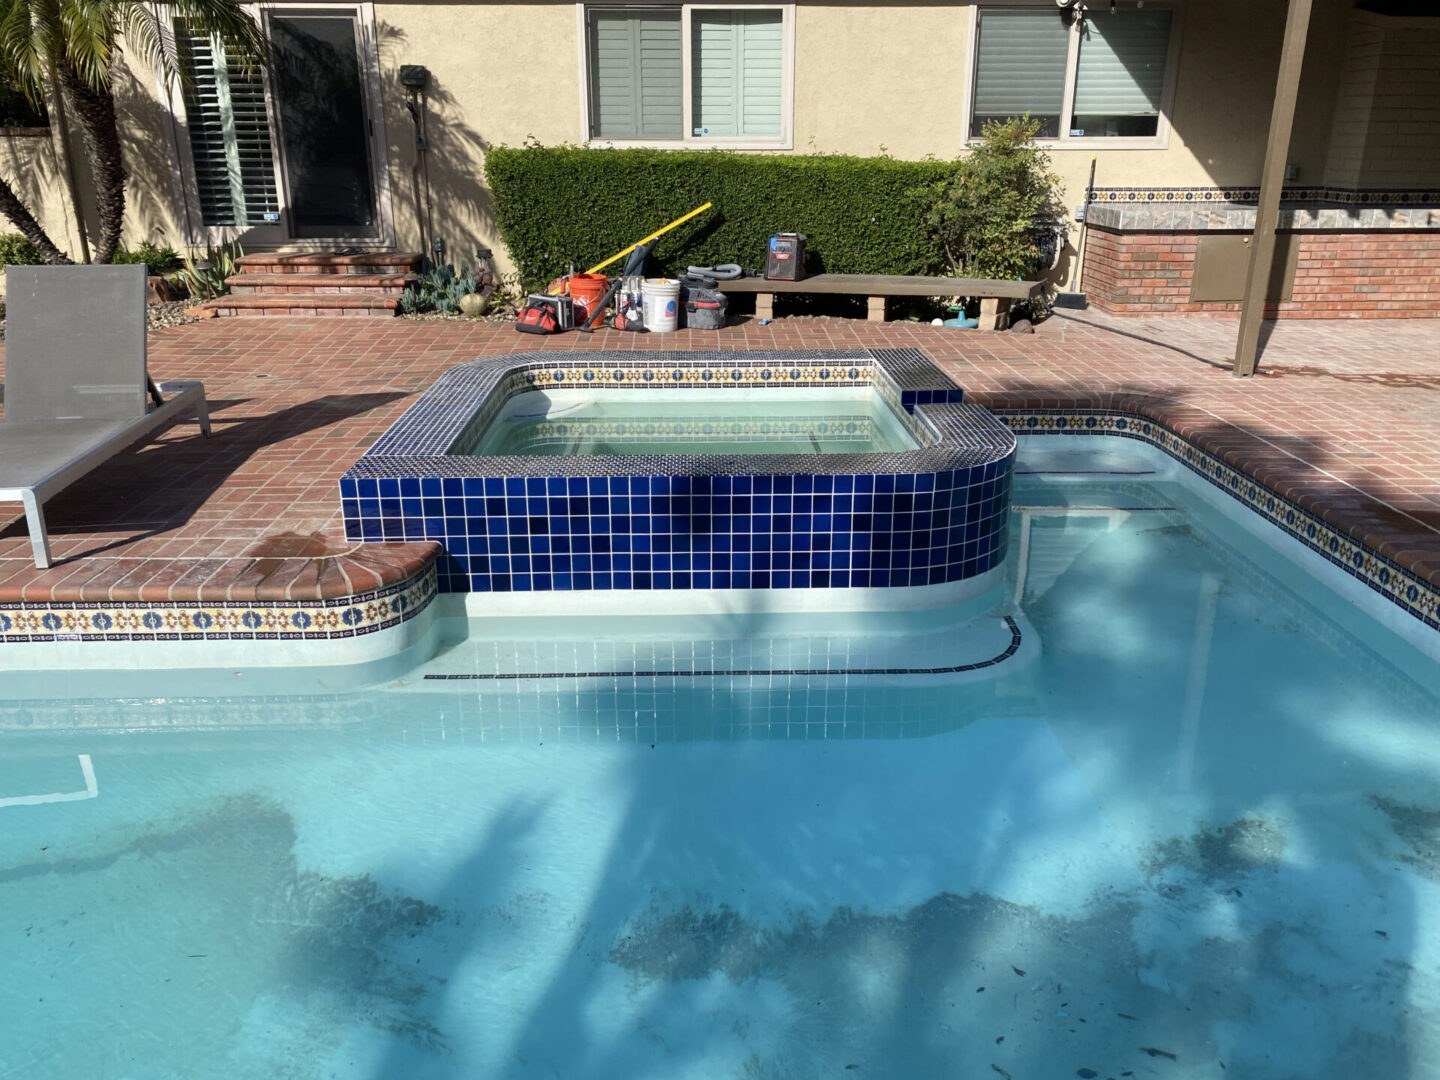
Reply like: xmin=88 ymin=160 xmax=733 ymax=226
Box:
xmin=235 ymin=251 xmax=424 ymax=276
xmin=226 ymin=272 xmax=416 ymax=297
xmin=200 ymin=293 xmax=401 ymax=318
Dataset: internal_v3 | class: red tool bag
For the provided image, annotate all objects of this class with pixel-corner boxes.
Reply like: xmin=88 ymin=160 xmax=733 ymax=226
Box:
xmin=515 ymin=294 xmax=574 ymax=335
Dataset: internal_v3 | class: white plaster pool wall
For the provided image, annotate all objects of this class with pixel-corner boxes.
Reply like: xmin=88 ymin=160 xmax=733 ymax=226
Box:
xmin=1015 ymin=434 xmax=1440 ymax=664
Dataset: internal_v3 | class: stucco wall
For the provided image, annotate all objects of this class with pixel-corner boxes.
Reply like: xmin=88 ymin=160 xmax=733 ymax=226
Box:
xmin=0 ymin=129 xmax=86 ymax=266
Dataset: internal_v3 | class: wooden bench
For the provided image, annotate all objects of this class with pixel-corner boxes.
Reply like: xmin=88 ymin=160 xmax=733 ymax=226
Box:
xmin=716 ymin=273 xmax=1044 ymax=328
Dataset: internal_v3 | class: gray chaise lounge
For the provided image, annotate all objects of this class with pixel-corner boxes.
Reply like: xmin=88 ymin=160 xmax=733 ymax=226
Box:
xmin=0 ymin=265 xmax=210 ymax=569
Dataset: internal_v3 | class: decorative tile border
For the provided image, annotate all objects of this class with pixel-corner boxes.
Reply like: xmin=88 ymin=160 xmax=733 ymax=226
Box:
xmin=0 ymin=565 xmax=438 ymax=645
xmin=998 ymin=410 xmax=1440 ymax=632
xmin=1090 ymin=185 xmax=1440 ymax=206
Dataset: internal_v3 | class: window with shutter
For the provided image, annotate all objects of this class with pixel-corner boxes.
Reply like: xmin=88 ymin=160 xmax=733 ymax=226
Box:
xmin=177 ymin=26 xmax=280 ymax=227
xmin=970 ymin=10 xmax=1070 ymax=139
xmin=692 ymin=10 xmax=783 ymax=139
xmin=589 ymin=10 xmax=683 ymax=140
xmin=967 ymin=4 xmax=1179 ymax=147
xmin=584 ymin=5 xmax=791 ymax=147
xmin=1072 ymin=10 xmax=1173 ymax=137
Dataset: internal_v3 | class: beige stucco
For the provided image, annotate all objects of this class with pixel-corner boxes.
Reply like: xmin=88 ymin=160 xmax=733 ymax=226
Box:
xmin=5 ymin=1 xmax=1436 ymax=278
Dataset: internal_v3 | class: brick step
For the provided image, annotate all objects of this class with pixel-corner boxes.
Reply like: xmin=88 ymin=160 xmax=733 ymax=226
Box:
xmin=201 ymin=293 xmax=400 ymax=318
xmin=235 ymin=251 xmax=423 ymax=275
xmin=226 ymin=272 xmax=416 ymax=297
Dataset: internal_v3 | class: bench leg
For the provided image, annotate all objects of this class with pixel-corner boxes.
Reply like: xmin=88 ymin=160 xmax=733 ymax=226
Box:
xmin=22 ymin=490 xmax=52 ymax=569
xmin=194 ymin=393 xmax=212 ymax=438
xmin=867 ymin=296 xmax=886 ymax=322
xmin=755 ymin=293 xmax=774 ymax=321
xmin=978 ymin=297 xmax=1012 ymax=330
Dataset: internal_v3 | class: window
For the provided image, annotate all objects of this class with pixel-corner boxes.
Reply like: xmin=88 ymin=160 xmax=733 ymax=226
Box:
xmin=968 ymin=5 xmax=1178 ymax=145
xmin=584 ymin=5 xmax=793 ymax=147
xmin=176 ymin=25 xmax=281 ymax=228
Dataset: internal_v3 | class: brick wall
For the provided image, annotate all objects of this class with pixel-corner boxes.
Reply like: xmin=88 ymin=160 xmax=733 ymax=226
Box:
xmin=1083 ymin=228 xmax=1440 ymax=318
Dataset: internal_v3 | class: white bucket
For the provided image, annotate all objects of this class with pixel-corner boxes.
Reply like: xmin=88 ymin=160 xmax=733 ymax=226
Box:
xmin=641 ymin=278 xmax=682 ymax=333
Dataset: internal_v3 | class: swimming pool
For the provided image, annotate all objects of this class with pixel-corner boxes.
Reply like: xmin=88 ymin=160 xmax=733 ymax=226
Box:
xmin=467 ymin=389 xmax=920 ymax=457
xmin=3 ymin=439 xmax=1439 ymax=1079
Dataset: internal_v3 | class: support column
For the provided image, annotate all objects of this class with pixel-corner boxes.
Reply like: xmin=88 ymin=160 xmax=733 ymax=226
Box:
xmin=1234 ymin=0 xmax=1314 ymax=377
xmin=867 ymin=296 xmax=886 ymax=322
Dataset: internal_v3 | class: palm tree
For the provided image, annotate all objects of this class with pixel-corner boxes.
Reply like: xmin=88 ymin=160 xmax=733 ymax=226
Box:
xmin=0 ymin=0 xmax=265 ymax=264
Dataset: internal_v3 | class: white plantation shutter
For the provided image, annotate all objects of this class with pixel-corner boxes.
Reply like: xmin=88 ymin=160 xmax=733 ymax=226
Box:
xmin=177 ymin=27 xmax=280 ymax=227
xmin=692 ymin=10 xmax=783 ymax=139
xmin=970 ymin=9 xmax=1070 ymax=137
xmin=1073 ymin=10 xmax=1172 ymax=119
xmin=589 ymin=10 xmax=683 ymax=140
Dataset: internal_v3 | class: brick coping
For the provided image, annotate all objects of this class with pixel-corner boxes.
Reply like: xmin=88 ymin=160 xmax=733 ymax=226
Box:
xmin=1 ymin=393 xmax=1436 ymax=642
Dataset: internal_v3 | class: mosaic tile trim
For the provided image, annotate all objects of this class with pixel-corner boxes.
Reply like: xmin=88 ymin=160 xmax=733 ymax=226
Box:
xmin=343 ymin=350 xmax=1012 ymax=594
xmin=1086 ymin=202 xmax=1440 ymax=233
xmin=422 ymin=615 xmax=1021 ymax=680
xmin=1090 ymin=185 xmax=1440 ymax=206
xmin=998 ymin=410 xmax=1440 ymax=632
xmin=0 ymin=566 xmax=437 ymax=645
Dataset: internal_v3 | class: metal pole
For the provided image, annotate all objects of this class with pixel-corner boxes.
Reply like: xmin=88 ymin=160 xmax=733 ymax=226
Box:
xmin=1234 ymin=0 xmax=1313 ymax=377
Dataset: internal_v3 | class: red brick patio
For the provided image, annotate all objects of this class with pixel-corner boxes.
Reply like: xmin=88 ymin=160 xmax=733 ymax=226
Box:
xmin=1 ymin=311 xmax=1438 ymax=603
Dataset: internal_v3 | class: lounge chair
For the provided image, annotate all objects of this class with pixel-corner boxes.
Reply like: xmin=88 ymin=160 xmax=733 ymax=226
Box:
xmin=0 ymin=264 xmax=210 ymax=569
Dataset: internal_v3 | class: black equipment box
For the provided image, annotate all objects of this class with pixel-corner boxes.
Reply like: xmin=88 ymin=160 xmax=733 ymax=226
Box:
xmin=765 ymin=233 xmax=806 ymax=281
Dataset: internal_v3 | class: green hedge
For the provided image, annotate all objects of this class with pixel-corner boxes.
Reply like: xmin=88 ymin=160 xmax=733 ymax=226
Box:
xmin=484 ymin=146 xmax=952 ymax=292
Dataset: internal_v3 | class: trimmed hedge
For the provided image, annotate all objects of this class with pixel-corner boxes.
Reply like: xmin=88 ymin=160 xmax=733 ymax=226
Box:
xmin=484 ymin=146 xmax=952 ymax=292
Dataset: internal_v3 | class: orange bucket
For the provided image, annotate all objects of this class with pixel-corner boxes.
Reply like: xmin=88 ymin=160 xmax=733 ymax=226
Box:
xmin=566 ymin=273 xmax=610 ymax=324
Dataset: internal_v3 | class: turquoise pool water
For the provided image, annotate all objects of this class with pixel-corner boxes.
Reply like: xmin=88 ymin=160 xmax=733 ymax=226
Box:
xmin=3 ymin=444 xmax=1440 ymax=1079
xmin=467 ymin=390 xmax=920 ymax=456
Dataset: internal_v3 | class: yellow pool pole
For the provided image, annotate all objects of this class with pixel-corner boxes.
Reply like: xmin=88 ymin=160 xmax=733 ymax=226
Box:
xmin=584 ymin=202 xmax=713 ymax=276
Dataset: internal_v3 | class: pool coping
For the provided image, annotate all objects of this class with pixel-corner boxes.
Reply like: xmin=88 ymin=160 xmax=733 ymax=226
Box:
xmin=1 ymin=372 xmax=1437 ymax=647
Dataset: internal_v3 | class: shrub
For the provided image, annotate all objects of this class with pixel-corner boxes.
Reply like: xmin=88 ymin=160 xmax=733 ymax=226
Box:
xmin=113 ymin=241 xmax=184 ymax=277
xmin=914 ymin=116 xmax=1063 ymax=281
xmin=484 ymin=146 xmax=952 ymax=293
xmin=0 ymin=232 xmax=42 ymax=266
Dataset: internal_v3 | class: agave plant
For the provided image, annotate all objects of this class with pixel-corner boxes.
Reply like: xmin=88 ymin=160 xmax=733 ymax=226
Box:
xmin=398 ymin=262 xmax=479 ymax=315
xmin=171 ymin=239 xmax=243 ymax=300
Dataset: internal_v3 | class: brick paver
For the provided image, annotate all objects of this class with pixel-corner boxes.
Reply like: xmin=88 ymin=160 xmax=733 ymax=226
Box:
xmin=1 ymin=311 xmax=1437 ymax=602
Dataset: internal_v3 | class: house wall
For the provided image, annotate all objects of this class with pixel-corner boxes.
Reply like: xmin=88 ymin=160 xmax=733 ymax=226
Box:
xmin=1323 ymin=10 xmax=1440 ymax=189
xmin=8 ymin=0 xmax=1437 ymax=295
xmin=0 ymin=128 xmax=89 ymax=266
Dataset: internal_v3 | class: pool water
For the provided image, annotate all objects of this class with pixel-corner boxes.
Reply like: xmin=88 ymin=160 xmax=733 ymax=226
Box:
xmin=467 ymin=389 xmax=921 ymax=456
xmin=3 ymin=444 xmax=1440 ymax=1079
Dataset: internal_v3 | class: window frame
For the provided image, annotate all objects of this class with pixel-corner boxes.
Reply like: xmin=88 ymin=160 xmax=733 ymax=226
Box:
xmin=960 ymin=0 xmax=1183 ymax=151
xmin=576 ymin=1 xmax=796 ymax=151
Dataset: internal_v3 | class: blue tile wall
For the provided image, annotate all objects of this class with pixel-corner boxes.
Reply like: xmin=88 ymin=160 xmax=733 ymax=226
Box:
xmin=340 ymin=349 xmax=1014 ymax=594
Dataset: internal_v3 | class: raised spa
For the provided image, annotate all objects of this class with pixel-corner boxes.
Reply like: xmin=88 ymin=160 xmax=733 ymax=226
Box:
xmin=341 ymin=350 xmax=1015 ymax=597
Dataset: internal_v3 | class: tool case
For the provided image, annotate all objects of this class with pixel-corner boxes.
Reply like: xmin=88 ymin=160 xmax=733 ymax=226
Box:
xmin=515 ymin=293 xmax=574 ymax=335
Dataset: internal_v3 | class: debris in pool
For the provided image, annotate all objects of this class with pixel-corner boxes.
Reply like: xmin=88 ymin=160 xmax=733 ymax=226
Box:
xmin=1078 ymin=1070 xmax=1099 ymax=1078
xmin=1012 ymin=966 xmax=1026 ymax=976
xmin=977 ymin=986 xmax=986 ymax=992
xmin=845 ymin=1066 xmax=859 ymax=1071
xmin=991 ymin=1066 xmax=1012 ymax=1080
xmin=996 ymin=1036 xmax=1004 ymax=1044
xmin=1141 ymin=1047 xmax=1178 ymax=1060
xmin=1117 ymin=1013 xmax=1139 ymax=1021
xmin=1375 ymin=929 xmax=1389 ymax=938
